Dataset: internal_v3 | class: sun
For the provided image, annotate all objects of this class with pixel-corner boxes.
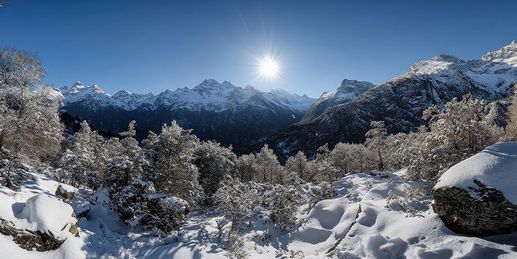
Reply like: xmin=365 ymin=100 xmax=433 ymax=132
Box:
xmin=257 ymin=56 xmax=280 ymax=80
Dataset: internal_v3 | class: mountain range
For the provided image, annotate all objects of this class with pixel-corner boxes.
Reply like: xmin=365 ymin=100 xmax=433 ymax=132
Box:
xmin=58 ymin=79 xmax=314 ymax=154
xmin=57 ymin=42 xmax=517 ymax=158
xmin=265 ymin=41 xmax=517 ymax=158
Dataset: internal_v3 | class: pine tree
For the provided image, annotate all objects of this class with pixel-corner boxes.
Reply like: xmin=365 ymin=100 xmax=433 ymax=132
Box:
xmin=105 ymin=121 xmax=149 ymax=191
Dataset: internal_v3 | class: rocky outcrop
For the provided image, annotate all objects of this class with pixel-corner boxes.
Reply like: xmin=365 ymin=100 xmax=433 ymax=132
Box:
xmin=433 ymin=180 xmax=517 ymax=236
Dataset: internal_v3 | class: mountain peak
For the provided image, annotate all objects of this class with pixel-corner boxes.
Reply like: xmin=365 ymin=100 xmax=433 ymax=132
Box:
xmin=194 ymin=79 xmax=220 ymax=89
xmin=338 ymin=79 xmax=375 ymax=93
xmin=482 ymin=41 xmax=517 ymax=65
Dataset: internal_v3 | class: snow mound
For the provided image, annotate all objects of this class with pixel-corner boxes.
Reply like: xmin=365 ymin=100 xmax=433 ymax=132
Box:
xmin=19 ymin=194 xmax=77 ymax=238
xmin=334 ymin=176 xmax=517 ymax=258
xmin=434 ymin=141 xmax=517 ymax=204
xmin=291 ymin=198 xmax=359 ymax=249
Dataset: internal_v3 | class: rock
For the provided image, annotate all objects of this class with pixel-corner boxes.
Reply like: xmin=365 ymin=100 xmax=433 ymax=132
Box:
xmin=433 ymin=142 xmax=517 ymax=236
xmin=68 ymin=223 xmax=80 ymax=237
xmin=55 ymin=184 xmax=75 ymax=200
xmin=0 ymin=218 xmax=65 ymax=251
xmin=433 ymin=180 xmax=517 ymax=236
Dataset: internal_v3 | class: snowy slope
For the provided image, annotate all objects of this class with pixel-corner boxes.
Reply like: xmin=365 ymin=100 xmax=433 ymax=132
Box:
xmin=60 ymin=79 xmax=313 ymax=113
xmin=2 ymin=167 xmax=517 ymax=258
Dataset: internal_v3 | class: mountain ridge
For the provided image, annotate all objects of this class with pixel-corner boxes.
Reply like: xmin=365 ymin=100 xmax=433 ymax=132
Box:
xmin=264 ymin=42 xmax=517 ymax=159
xmin=58 ymin=79 xmax=315 ymax=154
xmin=59 ymin=79 xmax=313 ymax=113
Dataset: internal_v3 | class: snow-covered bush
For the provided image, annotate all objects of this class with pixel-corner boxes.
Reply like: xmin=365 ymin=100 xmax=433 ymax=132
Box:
xmin=308 ymin=181 xmax=336 ymax=209
xmin=214 ymin=176 xmax=258 ymax=235
xmin=226 ymin=234 xmax=249 ymax=259
xmin=111 ymin=179 xmax=189 ymax=235
xmin=193 ymin=140 xmax=236 ymax=198
xmin=269 ymin=184 xmax=303 ymax=231
xmin=0 ymin=149 xmax=27 ymax=189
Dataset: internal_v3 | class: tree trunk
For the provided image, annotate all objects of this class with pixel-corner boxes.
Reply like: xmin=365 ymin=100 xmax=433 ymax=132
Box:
xmin=377 ymin=149 xmax=384 ymax=171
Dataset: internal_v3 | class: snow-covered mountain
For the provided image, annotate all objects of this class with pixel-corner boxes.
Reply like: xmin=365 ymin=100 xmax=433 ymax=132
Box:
xmin=301 ymin=79 xmax=375 ymax=123
xmin=59 ymin=79 xmax=314 ymax=154
xmin=60 ymin=79 xmax=312 ymax=113
xmin=265 ymin=42 xmax=517 ymax=158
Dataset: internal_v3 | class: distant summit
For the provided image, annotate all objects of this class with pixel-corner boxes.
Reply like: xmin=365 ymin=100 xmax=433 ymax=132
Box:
xmin=301 ymin=79 xmax=375 ymax=123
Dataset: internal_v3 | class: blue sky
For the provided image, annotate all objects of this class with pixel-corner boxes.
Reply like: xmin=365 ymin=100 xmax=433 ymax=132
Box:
xmin=1 ymin=0 xmax=517 ymax=97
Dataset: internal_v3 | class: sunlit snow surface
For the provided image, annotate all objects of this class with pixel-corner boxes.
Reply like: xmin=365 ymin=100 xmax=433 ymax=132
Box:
xmin=435 ymin=141 xmax=517 ymax=204
xmin=2 ymin=167 xmax=517 ymax=258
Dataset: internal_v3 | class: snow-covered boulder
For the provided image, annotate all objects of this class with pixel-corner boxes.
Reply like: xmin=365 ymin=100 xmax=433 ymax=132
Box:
xmin=19 ymin=194 xmax=79 ymax=238
xmin=433 ymin=142 xmax=517 ymax=236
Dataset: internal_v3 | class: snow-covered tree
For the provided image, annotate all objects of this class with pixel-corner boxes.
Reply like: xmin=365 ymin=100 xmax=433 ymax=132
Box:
xmin=365 ymin=121 xmax=387 ymax=171
xmin=214 ymin=176 xmax=258 ymax=236
xmin=149 ymin=121 xmax=203 ymax=205
xmin=252 ymin=145 xmax=286 ymax=184
xmin=407 ymin=95 xmax=499 ymax=180
xmin=0 ymin=49 xmax=64 ymax=161
xmin=233 ymin=154 xmax=255 ymax=182
xmin=193 ymin=140 xmax=236 ymax=197
xmin=106 ymin=121 xmax=148 ymax=189
xmin=285 ymin=151 xmax=314 ymax=182
xmin=329 ymin=143 xmax=353 ymax=176
xmin=307 ymin=144 xmax=338 ymax=182
xmin=59 ymin=121 xmax=107 ymax=188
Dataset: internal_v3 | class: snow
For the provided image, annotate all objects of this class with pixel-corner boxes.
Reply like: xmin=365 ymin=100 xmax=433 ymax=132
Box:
xmin=403 ymin=42 xmax=517 ymax=97
xmin=435 ymin=141 xmax=517 ymax=204
xmin=0 ymin=171 xmax=85 ymax=259
xmin=2 ymin=164 xmax=517 ymax=258
xmin=19 ymin=194 xmax=76 ymax=238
